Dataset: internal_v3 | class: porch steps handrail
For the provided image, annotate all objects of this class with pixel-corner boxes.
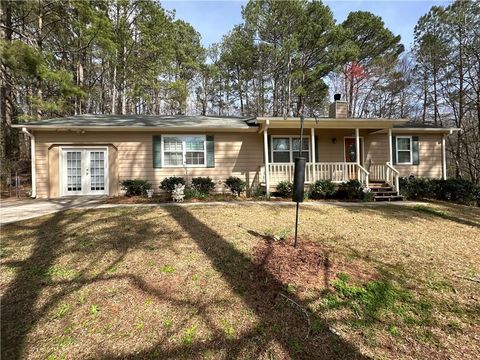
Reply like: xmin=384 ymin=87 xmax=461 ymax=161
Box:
xmin=357 ymin=164 xmax=370 ymax=187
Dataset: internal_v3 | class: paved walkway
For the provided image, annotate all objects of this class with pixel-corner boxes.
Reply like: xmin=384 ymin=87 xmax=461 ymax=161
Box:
xmin=1 ymin=197 xmax=429 ymax=226
xmin=0 ymin=197 xmax=107 ymax=225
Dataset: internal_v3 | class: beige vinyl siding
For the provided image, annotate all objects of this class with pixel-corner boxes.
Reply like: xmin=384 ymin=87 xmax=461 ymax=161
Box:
xmin=316 ymin=129 xmax=367 ymax=162
xmin=33 ymin=128 xmax=444 ymax=198
xmin=269 ymin=129 xmax=369 ymax=162
xmin=34 ymin=131 xmax=263 ymax=198
xmin=365 ymin=133 xmax=443 ymax=178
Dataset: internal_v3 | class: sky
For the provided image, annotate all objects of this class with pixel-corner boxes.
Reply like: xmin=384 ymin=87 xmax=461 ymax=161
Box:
xmin=162 ymin=0 xmax=452 ymax=50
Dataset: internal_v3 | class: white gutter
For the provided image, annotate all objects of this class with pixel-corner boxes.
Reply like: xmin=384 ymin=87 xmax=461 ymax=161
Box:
xmin=371 ymin=128 xmax=461 ymax=135
xmin=11 ymin=125 xmax=258 ymax=132
xmin=22 ymin=127 xmax=36 ymax=198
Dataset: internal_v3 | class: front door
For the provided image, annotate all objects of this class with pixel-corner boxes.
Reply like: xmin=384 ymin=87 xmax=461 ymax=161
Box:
xmin=62 ymin=148 xmax=108 ymax=196
xmin=344 ymin=138 xmax=363 ymax=164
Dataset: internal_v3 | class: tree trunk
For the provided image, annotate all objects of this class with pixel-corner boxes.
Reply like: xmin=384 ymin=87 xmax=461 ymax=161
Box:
xmin=456 ymin=11 xmax=464 ymax=178
xmin=111 ymin=50 xmax=117 ymax=114
xmin=237 ymin=65 xmax=243 ymax=116
xmin=121 ymin=45 xmax=127 ymax=115
xmin=433 ymin=64 xmax=438 ymax=125
xmin=422 ymin=68 xmax=428 ymax=124
xmin=36 ymin=0 xmax=43 ymax=119
xmin=0 ymin=0 xmax=13 ymax=187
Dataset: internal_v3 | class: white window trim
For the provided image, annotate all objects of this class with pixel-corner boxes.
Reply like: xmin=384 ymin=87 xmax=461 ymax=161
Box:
xmin=59 ymin=146 xmax=109 ymax=196
xmin=396 ymin=136 xmax=413 ymax=165
xmin=270 ymin=135 xmax=310 ymax=163
xmin=161 ymin=135 xmax=207 ymax=168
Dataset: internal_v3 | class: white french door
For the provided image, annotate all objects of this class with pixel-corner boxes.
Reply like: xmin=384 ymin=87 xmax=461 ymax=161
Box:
xmin=61 ymin=147 xmax=108 ymax=196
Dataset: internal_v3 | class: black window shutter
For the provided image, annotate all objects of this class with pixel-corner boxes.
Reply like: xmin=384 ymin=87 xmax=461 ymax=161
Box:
xmin=412 ymin=136 xmax=420 ymax=165
xmin=206 ymin=135 xmax=215 ymax=168
xmin=315 ymin=136 xmax=319 ymax=162
xmin=153 ymin=135 xmax=162 ymax=168
xmin=392 ymin=136 xmax=397 ymax=165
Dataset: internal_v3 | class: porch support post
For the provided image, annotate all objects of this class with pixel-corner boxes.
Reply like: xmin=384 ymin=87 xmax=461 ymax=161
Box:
xmin=263 ymin=125 xmax=270 ymax=196
xmin=355 ymin=128 xmax=360 ymax=180
xmin=388 ymin=128 xmax=393 ymax=164
xmin=311 ymin=127 xmax=316 ymax=181
xmin=442 ymin=134 xmax=447 ymax=180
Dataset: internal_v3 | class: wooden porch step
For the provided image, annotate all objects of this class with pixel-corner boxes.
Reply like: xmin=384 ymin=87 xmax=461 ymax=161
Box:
xmin=370 ymin=187 xmax=394 ymax=192
xmin=368 ymin=182 xmax=389 ymax=187
xmin=369 ymin=182 xmax=403 ymax=201
xmin=373 ymin=195 xmax=404 ymax=202
xmin=372 ymin=190 xmax=398 ymax=195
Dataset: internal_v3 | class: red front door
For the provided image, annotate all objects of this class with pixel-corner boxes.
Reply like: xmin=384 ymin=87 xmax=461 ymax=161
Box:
xmin=344 ymin=138 xmax=363 ymax=164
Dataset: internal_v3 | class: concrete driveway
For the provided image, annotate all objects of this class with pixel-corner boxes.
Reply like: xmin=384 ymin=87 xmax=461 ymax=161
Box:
xmin=0 ymin=197 xmax=106 ymax=225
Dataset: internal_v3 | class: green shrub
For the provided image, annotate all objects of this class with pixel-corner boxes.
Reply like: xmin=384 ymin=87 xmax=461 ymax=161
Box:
xmin=224 ymin=176 xmax=246 ymax=196
xmin=160 ymin=176 xmax=186 ymax=192
xmin=251 ymin=187 xmax=266 ymax=198
xmin=399 ymin=177 xmax=432 ymax=200
xmin=338 ymin=180 xmax=362 ymax=200
xmin=184 ymin=188 xmax=208 ymax=199
xmin=400 ymin=177 xmax=479 ymax=205
xmin=309 ymin=180 xmax=336 ymax=199
xmin=474 ymin=185 xmax=480 ymax=207
xmin=120 ymin=179 xmax=152 ymax=197
xmin=431 ymin=178 xmax=476 ymax=204
xmin=361 ymin=188 xmax=375 ymax=202
xmin=276 ymin=181 xmax=293 ymax=198
xmin=191 ymin=177 xmax=215 ymax=194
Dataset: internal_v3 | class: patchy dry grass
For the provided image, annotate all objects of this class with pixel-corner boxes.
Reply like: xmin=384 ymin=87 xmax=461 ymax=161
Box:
xmin=1 ymin=202 xmax=479 ymax=359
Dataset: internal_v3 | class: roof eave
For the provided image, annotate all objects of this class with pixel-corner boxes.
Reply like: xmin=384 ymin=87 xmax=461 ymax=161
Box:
xmin=12 ymin=124 xmax=258 ymax=132
xmin=371 ymin=128 xmax=461 ymax=134
xmin=256 ymin=117 xmax=408 ymax=129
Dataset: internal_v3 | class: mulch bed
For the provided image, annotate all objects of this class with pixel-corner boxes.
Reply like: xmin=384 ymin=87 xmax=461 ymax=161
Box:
xmin=252 ymin=237 xmax=377 ymax=293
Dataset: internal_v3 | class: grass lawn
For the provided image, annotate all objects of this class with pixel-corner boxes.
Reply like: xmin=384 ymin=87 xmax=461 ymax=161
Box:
xmin=1 ymin=202 xmax=479 ymax=359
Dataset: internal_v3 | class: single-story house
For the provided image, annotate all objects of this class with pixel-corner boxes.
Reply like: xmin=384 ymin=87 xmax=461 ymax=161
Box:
xmin=14 ymin=98 xmax=458 ymax=199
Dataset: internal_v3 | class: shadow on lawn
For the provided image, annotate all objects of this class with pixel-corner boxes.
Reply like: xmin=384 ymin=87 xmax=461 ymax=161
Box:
xmin=3 ymin=201 xmax=478 ymax=359
xmin=0 ymin=208 xmax=160 ymax=360
xmin=1 ymin=210 xmax=89 ymax=360
xmin=105 ymin=205 xmax=367 ymax=360
xmin=307 ymin=202 xmax=479 ymax=228
xmin=1 ymin=206 xmax=369 ymax=359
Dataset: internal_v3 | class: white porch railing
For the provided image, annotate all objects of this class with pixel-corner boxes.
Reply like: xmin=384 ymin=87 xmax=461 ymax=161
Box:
xmin=369 ymin=163 xmax=388 ymax=182
xmin=260 ymin=162 xmax=369 ymax=187
xmin=312 ymin=162 xmax=358 ymax=183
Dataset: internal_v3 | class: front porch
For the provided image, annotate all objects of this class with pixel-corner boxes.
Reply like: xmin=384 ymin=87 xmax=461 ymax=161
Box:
xmin=257 ymin=117 xmax=403 ymax=195
xmin=259 ymin=161 xmax=399 ymax=191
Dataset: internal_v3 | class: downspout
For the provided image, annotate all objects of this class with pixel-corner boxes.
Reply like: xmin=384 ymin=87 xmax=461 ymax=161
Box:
xmin=22 ymin=127 xmax=36 ymax=198
xmin=442 ymin=134 xmax=447 ymax=180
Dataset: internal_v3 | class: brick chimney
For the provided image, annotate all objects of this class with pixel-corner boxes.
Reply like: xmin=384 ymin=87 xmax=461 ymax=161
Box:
xmin=329 ymin=94 xmax=348 ymax=118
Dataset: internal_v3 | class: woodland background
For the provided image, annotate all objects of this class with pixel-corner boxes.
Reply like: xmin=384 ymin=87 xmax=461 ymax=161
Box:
xmin=1 ymin=0 xmax=479 ymax=186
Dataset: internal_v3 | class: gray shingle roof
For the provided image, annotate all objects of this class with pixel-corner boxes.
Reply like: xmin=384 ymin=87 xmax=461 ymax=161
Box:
xmin=394 ymin=121 xmax=446 ymax=129
xmin=16 ymin=114 xmax=257 ymax=129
